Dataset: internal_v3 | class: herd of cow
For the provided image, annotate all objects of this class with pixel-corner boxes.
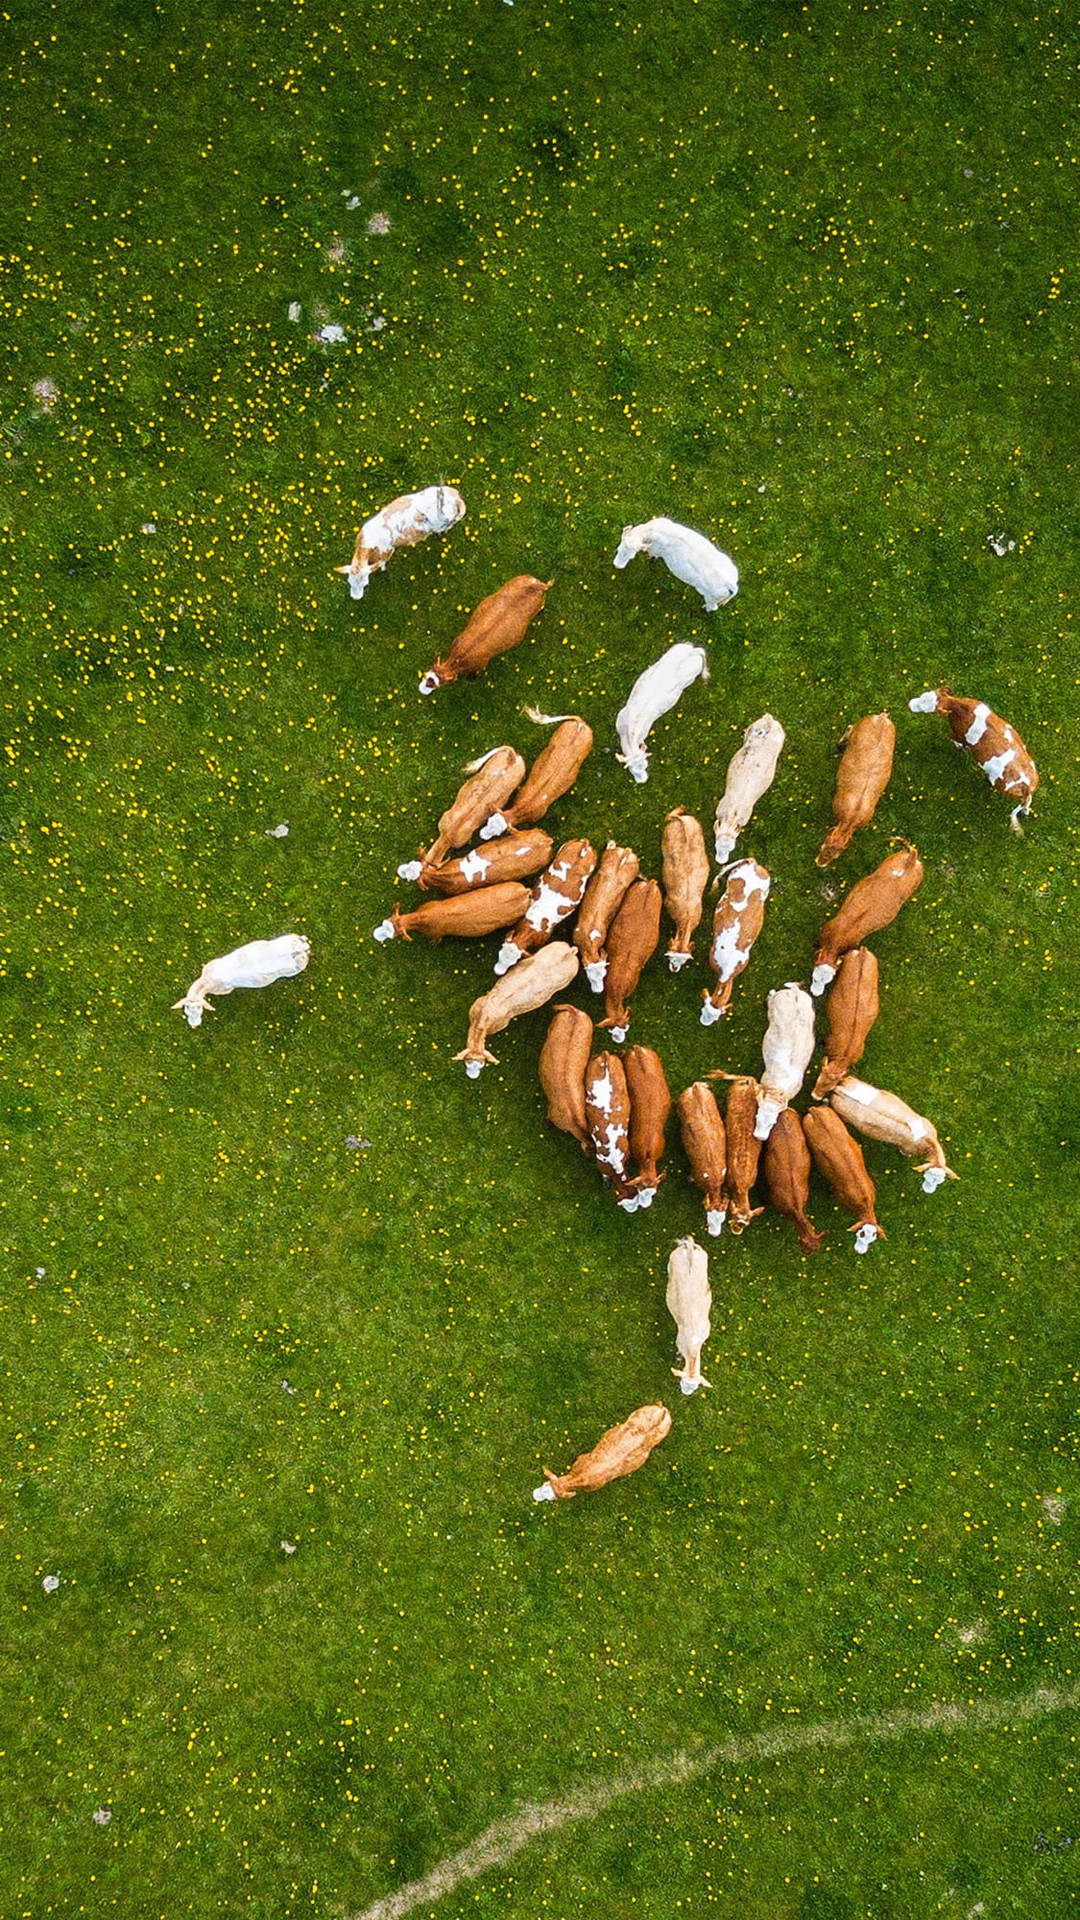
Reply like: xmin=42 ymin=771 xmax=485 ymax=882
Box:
xmin=172 ymin=485 xmax=1040 ymax=1504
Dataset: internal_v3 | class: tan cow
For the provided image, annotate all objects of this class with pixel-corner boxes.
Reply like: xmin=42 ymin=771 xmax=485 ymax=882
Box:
xmin=418 ymin=575 xmax=552 ymax=694
xmin=584 ymin=1051 xmax=637 ymax=1208
xmin=493 ymin=838 xmax=597 ymax=975
xmin=700 ymin=858 xmax=770 ymax=1026
xmin=811 ymin=948 xmax=880 ymax=1098
xmin=413 ymin=827 xmax=554 ymax=895
xmin=373 ymin=882 xmax=531 ymax=945
xmin=908 ymin=687 xmax=1038 ymax=830
xmin=829 ymin=1074 xmax=957 ymax=1192
xmin=803 ymin=1106 xmax=885 ymax=1252
xmin=533 ymin=1403 xmax=672 ymax=1500
xmin=666 ymin=1237 xmax=713 ymax=1395
xmin=573 ymin=843 xmax=641 ymax=992
xmin=624 ymin=1044 xmax=672 ymax=1210
xmin=538 ymin=1004 xmax=594 ymax=1151
xmin=597 ymin=878 xmax=663 ymax=1043
xmin=815 ymin=712 xmax=896 ymax=866
xmin=480 ymin=712 xmax=593 ymax=839
xmin=763 ymin=1107 xmax=826 ymax=1253
xmin=337 ymin=484 xmax=465 ymax=600
xmin=454 ymin=941 xmax=580 ymax=1077
xmin=718 ymin=1074 xmax=765 ymax=1234
xmin=661 ymin=808 xmax=710 ymax=972
xmin=713 ymin=714 xmax=786 ymax=862
xmin=397 ymin=744 xmax=525 ymax=879
xmin=754 ymin=984 xmax=817 ymax=1140
xmin=810 ymin=842 xmax=923 ymax=995
xmin=676 ymin=1082 xmax=728 ymax=1236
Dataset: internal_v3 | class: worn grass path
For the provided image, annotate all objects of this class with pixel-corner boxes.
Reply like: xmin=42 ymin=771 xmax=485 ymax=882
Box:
xmin=351 ymin=1681 xmax=1080 ymax=1920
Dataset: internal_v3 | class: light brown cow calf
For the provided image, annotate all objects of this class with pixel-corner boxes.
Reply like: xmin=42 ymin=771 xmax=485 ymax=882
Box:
xmin=815 ymin=711 xmax=896 ymax=866
xmin=624 ymin=1044 xmax=672 ymax=1210
xmin=676 ymin=1082 xmax=728 ymax=1237
xmin=597 ymin=878 xmax=663 ymax=1043
xmin=829 ymin=1074 xmax=957 ymax=1193
xmin=811 ymin=948 xmax=880 ymax=1099
xmin=661 ymin=808 xmax=710 ymax=972
xmin=700 ymin=858 xmax=770 ymax=1026
xmin=810 ymin=842 xmax=923 ymax=996
xmin=454 ymin=941 xmax=580 ymax=1077
xmin=538 ymin=1004 xmax=594 ymax=1151
xmin=803 ymin=1106 xmax=885 ymax=1252
xmin=418 ymin=575 xmax=552 ymax=694
xmin=763 ymin=1107 xmax=826 ymax=1254
xmin=533 ymin=1404 xmax=672 ymax=1500
xmin=908 ymin=687 xmax=1038 ymax=830
xmin=397 ymin=744 xmax=526 ymax=879
xmin=373 ymin=882 xmax=531 ymax=945
xmin=573 ymin=843 xmax=640 ymax=992
xmin=481 ymin=712 xmax=593 ymax=838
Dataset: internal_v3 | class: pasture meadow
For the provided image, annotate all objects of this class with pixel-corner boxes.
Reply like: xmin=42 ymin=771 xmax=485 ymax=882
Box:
xmin=1 ymin=0 xmax=1078 ymax=1915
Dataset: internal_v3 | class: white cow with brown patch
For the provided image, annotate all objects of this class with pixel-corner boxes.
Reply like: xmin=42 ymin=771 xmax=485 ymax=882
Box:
xmin=336 ymin=484 xmax=465 ymax=600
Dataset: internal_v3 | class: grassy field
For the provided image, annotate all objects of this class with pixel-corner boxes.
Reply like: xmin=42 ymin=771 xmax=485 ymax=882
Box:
xmin=2 ymin=0 xmax=1078 ymax=1915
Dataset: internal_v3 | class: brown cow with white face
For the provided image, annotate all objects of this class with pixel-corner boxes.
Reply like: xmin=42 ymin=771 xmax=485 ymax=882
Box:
xmin=397 ymin=744 xmax=526 ymax=879
xmin=585 ymin=1051 xmax=637 ymax=1208
xmin=573 ymin=843 xmax=641 ymax=992
xmin=533 ymin=1403 xmax=672 ymax=1500
xmin=717 ymin=1074 xmax=765 ymax=1234
xmin=811 ymin=948 xmax=880 ymax=1099
xmin=763 ymin=1107 xmax=826 ymax=1254
xmin=538 ymin=1004 xmax=594 ymax=1151
xmin=908 ymin=687 xmax=1038 ymax=831
xmin=480 ymin=712 xmax=593 ymax=839
xmin=829 ymin=1074 xmax=957 ymax=1193
xmin=373 ymin=882 xmax=531 ymax=945
xmin=624 ymin=1044 xmax=672 ymax=1210
xmin=454 ymin=941 xmax=580 ymax=1077
xmin=493 ymin=839 xmax=597 ymax=975
xmin=810 ymin=842 xmax=923 ymax=996
xmin=676 ymin=1082 xmax=728 ymax=1237
xmin=700 ymin=858 xmax=770 ymax=1026
xmin=803 ymin=1106 xmax=885 ymax=1252
xmin=597 ymin=878 xmax=663 ymax=1043
xmin=418 ymin=575 xmax=552 ymax=694
xmin=412 ymin=827 xmax=553 ymax=895
xmin=661 ymin=808 xmax=710 ymax=972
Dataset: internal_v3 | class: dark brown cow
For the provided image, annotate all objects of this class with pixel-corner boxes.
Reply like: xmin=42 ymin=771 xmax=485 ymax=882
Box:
xmin=762 ymin=1107 xmax=826 ymax=1254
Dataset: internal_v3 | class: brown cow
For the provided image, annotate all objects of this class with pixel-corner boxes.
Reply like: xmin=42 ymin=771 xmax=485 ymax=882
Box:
xmin=574 ymin=843 xmax=641 ymax=992
xmin=762 ymin=1107 xmax=826 ymax=1253
xmin=815 ymin=712 xmax=896 ymax=866
xmin=597 ymin=877 xmax=663 ymax=1042
xmin=414 ymin=827 xmax=553 ymax=895
xmin=584 ymin=1051 xmax=637 ymax=1208
xmin=538 ymin=1004 xmax=594 ymax=1151
xmin=418 ymin=575 xmax=552 ymax=694
xmin=454 ymin=941 xmax=580 ymax=1077
xmin=717 ymin=1074 xmax=765 ymax=1234
xmin=803 ymin=1106 xmax=885 ymax=1252
xmin=810 ymin=842 xmax=923 ymax=995
xmin=373 ymin=882 xmax=531 ymax=945
xmin=661 ymin=808 xmax=710 ymax=972
xmin=811 ymin=948 xmax=880 ymax=1099
xmin=624 ymin=1044 xmax=672 ymax=1210
xmin=908 ymin=687 xmax=1038 ymax=830
xmin=676 ymin=1082 xmax=728 ymax=1237
xmin=700 ymin=858 xmax=770 ymax=1026
xmin=532 ymin=1404 xmax=672 ymax=1501
xmin=493 ymin=838 xmax=597 ymax=975
xmin=480 ymin=712 xmax=593 ymax=839
xmin=397 ymin=744 xmax=526 ymax=878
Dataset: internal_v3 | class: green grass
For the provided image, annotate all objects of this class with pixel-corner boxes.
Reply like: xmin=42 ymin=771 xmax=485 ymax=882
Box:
xmin=1 ymin=0 xmax=1078 ymax=1914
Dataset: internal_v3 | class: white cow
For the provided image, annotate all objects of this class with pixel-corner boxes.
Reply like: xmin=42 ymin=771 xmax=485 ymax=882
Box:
xmin=335 ymin=485 xmax=465 ymax=601
xmin=666 ymin=1237 xmax=713 ymax=1395
xmin=172 ymin=935 xmax=310 ymax=1028
xmin=615 ymin=642 xmax=709 ymax=784
xmin=613 ymin=517 xmax=738 ymax=611
xmin=754 ymin=983 xmax=816 ymax=1140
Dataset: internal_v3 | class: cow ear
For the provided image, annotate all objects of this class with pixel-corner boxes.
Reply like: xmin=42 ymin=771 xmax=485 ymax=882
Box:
xmin=333 ymin=564 xmax=351 ymax=574
xmin=171 ymin=998 xmax=188 ymax=1009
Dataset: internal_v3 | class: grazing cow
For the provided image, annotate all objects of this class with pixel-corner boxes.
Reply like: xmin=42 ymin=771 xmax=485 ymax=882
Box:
xmin=829 ymin=1074 xmax=957 ymax=1192
xmin=716 ymin=1074 xmax=765 ymax=1234
xmin=754 ymin=984 xmax=817 ymax=1140
xmin=700 ymin=858 xmax=770 ymax=1026
xmin=480 ymin=712 xmax=593 ymax=839
xmin=763 ymin=1107 xmax=826 ymax=1254
xmin=803 ymin=1106 xmax=885 ymax=1252
xmin=810 ymin=842 xmax=923 ymax=995
xmin=676 ymin=1082 xmax=728 ymax=1236
xmin=625 ymin=1044 xmax=672 ymax=1209
xmin=494 ymin=838 xmax=597 ymax=975
xmin=413 ymin=828 xmax=554 ymax=895
xmin=336 ymin=484 xmax=465 ymax=600
xmin=533 ymin=1403 xmax=672 ymax=1501
xmin=173 ymin=935 xmax=310 ymax=1028
xmin=661 ymin=809 xmax=710 ymax=972
xmin=573 ymin=843 xmax=640 ymax=992
xmin=397 ymin=744 xmax=525 ymax=879
xmin=666 ymin=1237 xmax=713 ymax=1395
xmin=713 ymin=714 xmax=786 ymax=862
xmin=419 ymin=576 xmax=552 ymax=695
xmin=908 ymin=686 xmax=1039 ymax=830
xmin=613 ymin=517 xmax=738 ymax=611
xmin=811 ymin=948 xmax=880 ymax=1099
xmin=615 ymin=643 xmax=709 ymax=784
xmin=538 ymin=1004 xmax=594 ymax=1151
xmin=584 ymin=1051 xmax=637 ymax=1208
xmin=598 ymin=877 xmax=663 ymax=1042
xmin=374 ymin=882 xmax=531 ymax=944
xmin=454 ymin=941 xmax=581 ymax=1077
xmin=816 ymin=712 xmax=896 ymax=867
